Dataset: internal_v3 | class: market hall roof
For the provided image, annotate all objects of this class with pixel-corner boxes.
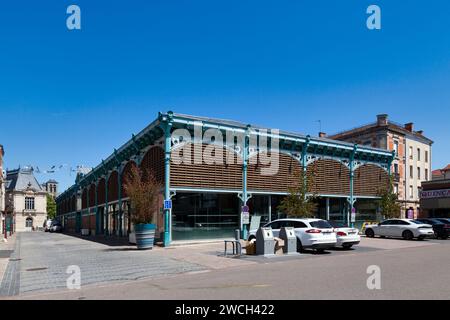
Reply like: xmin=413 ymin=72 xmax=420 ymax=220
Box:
xmin=5 ymin=166 xmax=44 ymax=192
xmin=57 ymin=111 xmax=395 ymax=199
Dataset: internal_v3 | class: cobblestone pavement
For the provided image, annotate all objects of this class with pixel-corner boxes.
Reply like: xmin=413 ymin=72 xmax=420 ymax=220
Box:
xmin=0 ymin=232 xmax=205 ymax=297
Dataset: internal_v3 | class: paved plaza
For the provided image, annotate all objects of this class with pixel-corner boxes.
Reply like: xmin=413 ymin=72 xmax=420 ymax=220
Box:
xmin=0 ymin=232 xmax=449 ymax=300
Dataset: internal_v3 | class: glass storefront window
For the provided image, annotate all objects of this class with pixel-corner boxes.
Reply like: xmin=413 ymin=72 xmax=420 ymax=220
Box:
xmin=172 ymin=192 xmax=240 ymax=241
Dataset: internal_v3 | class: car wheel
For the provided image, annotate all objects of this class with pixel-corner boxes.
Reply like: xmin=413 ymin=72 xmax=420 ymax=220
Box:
xmin=316 ymin=249 xmax=325 ymax=254
xmin=402 ymin=230 xmax=414 ymax=241
xmin=365 ymin=229 xmax=375 ymax=238
xmin=296 ymin=239 xmax=305 ymax=253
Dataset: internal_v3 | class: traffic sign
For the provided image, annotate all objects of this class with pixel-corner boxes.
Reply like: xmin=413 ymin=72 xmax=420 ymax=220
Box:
xmin=164 ymin=200 xmax=172 ymax=210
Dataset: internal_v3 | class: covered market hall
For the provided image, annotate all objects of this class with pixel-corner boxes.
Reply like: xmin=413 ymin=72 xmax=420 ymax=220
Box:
xmin=56 ymin=112 xmax=394 ymax=246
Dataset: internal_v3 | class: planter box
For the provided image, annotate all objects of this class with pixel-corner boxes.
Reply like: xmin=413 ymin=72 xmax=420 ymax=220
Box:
xmin=81 ymin=229 xmax=89 ymax=236
xmin=134 ymin=224 xmax=156 ymax=250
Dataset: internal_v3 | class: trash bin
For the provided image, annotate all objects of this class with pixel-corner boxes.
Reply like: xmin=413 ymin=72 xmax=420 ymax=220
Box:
xmin=256 ymin=227 xmax=275 ymax=256
xmin=279 ymin=227 xmax=298 ymax=254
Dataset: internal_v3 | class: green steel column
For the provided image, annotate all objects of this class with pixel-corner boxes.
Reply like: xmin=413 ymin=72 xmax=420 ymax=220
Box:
xmin=301 ymin=136 xmax=311 ymax=199
xmin=163 ymin=112 xmax=173 ymax=247
xmin=241 ymin=127 xmax=250 ymax=240
xmin=349 ymin=145 xmax=357 ymax=228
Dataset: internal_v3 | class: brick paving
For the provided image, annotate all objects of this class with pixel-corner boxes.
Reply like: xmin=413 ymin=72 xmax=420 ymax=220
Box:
xmin=0 ymin=232 xmax=205 ymax=296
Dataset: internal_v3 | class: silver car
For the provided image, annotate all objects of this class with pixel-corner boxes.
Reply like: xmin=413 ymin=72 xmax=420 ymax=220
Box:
xmin=365 ymin=219 xmax=434 ymax=240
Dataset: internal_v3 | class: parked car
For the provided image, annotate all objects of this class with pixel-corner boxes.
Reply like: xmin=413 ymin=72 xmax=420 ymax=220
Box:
xmin=327 ymin=220 xmax=361 ymax=249
xmin=44 ymin=219 xmax=53 ymax=232
xmin=248 ymin=218 xmax=337 ymax=253
xmin=49 ymin=221 xmax=63 ymax=233
xmin=415 ymin=218 xmax=449 ymax=239
xmin=365 ymin=219 xmax=434 ymax=240
xmin=435 ymin=218 xmax=450 ymax=225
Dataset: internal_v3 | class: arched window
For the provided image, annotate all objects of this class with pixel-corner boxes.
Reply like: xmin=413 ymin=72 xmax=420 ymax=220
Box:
xmin=26 ymin=217 xmax=33 ymax=228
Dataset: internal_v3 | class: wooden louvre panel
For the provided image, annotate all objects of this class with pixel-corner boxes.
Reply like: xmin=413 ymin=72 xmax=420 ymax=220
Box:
xmin=89 ymin=183 xmax=95 ymax=207
xmin=308 ymin=159 xmax=351 ymax=195
xmin=71 ymin=196 xmax=76 ymax=212
xmin=248 ymin=152 xmax=301 ymax=192
xmin=121 ymin=161 xmax=137 ymax=198
xmin=97 ymin=179 xmax=106 ymax=205
xmin=81 ymin=188 xmax=88 ymax=209
xmin=354 ymin=164 xmax=389 ymax=196
xmin=140 ymin=147 xmax=165 ymax=183
xmin=107 ymin=171 xmax=119 ymax=202
xmin=170 ymin=143 xmax=243 ymax=190
xmin=82 ymin=215 xmax=89 ymax=229
xmin=89 ymin=215 xmax=96 ymax=229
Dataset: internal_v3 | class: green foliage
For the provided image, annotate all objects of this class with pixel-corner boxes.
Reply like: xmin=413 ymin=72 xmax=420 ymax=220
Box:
xmin=46 ymin=194 xmax=57 ymax=219
xmin=123 ymin=166 xmax=161 ymax=224
xmin=278 ymin=165 xmax=318 ymax=218
xmin=378 ymin=175 xmax=402 ymax=219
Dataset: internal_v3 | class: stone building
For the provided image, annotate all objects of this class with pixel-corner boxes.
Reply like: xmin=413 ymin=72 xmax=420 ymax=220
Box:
xmin=329 ymin=114 xmax=433 ymax=218
xmin=420 ymin=164 xmax=450 ymax=218
xmin=5 ymin=166 xmax=47 ymax=232
xmin=42 ymin=179 xmax=59 ymax=198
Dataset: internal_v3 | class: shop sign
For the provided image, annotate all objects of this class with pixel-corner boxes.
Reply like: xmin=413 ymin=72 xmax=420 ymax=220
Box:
xmin=241 ymin=212 xmax=250 ymax=225
xmin=420 ymin=189 xmax=450 ymax=199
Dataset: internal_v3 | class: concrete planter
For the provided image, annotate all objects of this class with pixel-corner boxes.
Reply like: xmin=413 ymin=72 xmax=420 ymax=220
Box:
xmin=134 ymin=224 xmax=156 ymax=250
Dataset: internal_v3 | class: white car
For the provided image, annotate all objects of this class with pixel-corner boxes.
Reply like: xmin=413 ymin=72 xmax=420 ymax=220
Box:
xmin=248 ymin=218 xmax=337 ymax=253
xmin=365 ymin=219 xmax=434 ymax=240
xmin=327 ymin=220 xmax=361 ymax=249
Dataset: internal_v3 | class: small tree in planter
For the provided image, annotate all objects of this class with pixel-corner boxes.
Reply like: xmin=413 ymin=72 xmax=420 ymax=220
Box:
xmin=278 ymin=165 xmax=318 ymax=218
xmin=123 ymin=166 xmax=161 ymax=250
xmin=378 ymin=175 xmax=402 ymax=219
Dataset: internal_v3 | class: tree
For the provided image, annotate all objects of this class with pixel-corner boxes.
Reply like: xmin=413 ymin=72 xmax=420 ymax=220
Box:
xmin=123 ymin=166 xmax=161 ymax=225
xmin=278 ymin=165 xmax=318 ymax=218
xmin=46 ymin=194 xmax=57 ymax=220
xmin=378 ymin=175 xmax=402 ymax=219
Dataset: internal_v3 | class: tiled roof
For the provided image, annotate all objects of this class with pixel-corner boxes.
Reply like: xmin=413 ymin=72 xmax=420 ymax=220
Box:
xmin=5 ymin=166 xmax=43 ymax=192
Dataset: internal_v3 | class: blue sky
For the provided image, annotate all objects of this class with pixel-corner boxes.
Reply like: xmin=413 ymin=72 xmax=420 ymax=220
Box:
xmin=1 ymin=0 xmax=449 ymax=191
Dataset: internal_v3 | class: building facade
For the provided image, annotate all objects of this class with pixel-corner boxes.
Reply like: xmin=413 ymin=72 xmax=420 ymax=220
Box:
xmin=56 ymin=112 xmax=394 ymax=246
xmin=420 ymin=164 xmax=450 ymax=218
xmin=5 ymin=167 xmax=48 ymax=232
xmin=329 ymin=114 xmax=433 ymax=219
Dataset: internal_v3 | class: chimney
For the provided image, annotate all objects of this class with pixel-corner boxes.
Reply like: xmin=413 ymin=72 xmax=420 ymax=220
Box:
xmin=416 ymin=130 xmax=423 ymax=135
xmin=377 ymin=114 xmax=388 ymax=126
xmin=405 ymin=123 xmax=414 ymax=132
xmin=319 ymin=132 xmax=327 ymax=138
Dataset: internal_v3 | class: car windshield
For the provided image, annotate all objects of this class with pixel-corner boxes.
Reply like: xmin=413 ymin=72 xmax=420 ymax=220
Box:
xmin=310 ymin=220 xmax=332 ymax=229
xmin=410 ymin=220 xmax=425 ymax=224
xmin=328 ymin=221 xmax=347 ymax=228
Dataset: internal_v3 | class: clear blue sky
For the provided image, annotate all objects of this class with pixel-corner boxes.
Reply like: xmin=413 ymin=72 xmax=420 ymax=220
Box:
xmin=1 ymin=0 xmax=449 ymax=191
